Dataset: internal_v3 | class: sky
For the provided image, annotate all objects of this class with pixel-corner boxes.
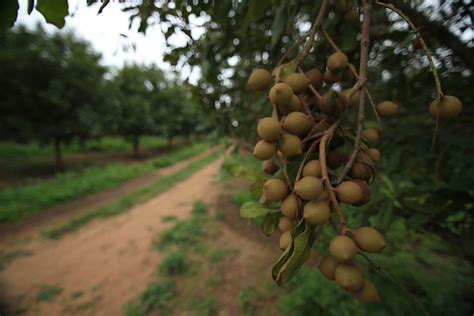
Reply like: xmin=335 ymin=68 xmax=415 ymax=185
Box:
xmin=14 ymin=0 xmax=202 ymax=82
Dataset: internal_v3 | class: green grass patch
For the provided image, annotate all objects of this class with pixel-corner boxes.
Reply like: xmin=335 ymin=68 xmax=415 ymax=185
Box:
xmin=237 ymin=287 xmax=261 ymax=316
xmin=153 ymin=216 xmax=206 ymax=250
xmin=158 ymin=250 xmax=190 ymax=276
xmin=208 ymin=247 xmax=239 ymax=264
xmin=0 ymin=250 xmax=32 ymax=271
xmin=43 ymin=150 xmax=220 ymax=239
xmin=192 ymin=296 xmax=219 ymax=316
xmin=191 ymin=200 xmax=208 ymax=216
xmin=36 ymin=285 xmax=63 ymax=302
xmin=161 ymin=215 xmax=178 ymax=222
xmin=70 ymin=291 xmax=84 ymax=299
xmin=123 ymin=280 xmax=176 ymax=316
xmin=0 ymin=142 xmax=210 ymax=222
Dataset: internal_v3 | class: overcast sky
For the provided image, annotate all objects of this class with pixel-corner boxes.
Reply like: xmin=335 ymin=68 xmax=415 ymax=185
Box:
xmin=14 ymin=0 xmax=202 ymax=82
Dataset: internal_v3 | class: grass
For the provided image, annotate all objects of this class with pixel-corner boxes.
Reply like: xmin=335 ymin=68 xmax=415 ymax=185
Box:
xmin=153 ymin=216 xmax=206 ymax=249
xmin=0 ymin=250 xmax=32 ymax=271
xmin=158 ymin=250 xmax=190 ymax=276
xmin=191 ymin=200 xmax=208 ymax=216
xmin=208 ymin=248 xmax=239 ymax=264
xmin=43 ymin=150 xmax=221 ymax=239
xmin=0 ymin=142 xmax=211 ymax=222
xmin=237 ymin=287 xmax=261 ymax=316
xmin=70 ymin=291 xmax=84 ymax=299
xmin=36 ymin=285 xmax=63 ymax=302
xmin=123 ymin=280 xmax=176 ymax=316
xmin=161 ymin=215 xmax=178 ymax=222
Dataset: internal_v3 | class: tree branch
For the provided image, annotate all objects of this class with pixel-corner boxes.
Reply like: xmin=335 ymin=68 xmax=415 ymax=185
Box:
xmin=336 ymin=0 xmax=372 ymax=185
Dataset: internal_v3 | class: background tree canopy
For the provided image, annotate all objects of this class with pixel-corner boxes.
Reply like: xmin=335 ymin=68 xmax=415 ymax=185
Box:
xmin=0 ymin=0 xmax=473 ymax=315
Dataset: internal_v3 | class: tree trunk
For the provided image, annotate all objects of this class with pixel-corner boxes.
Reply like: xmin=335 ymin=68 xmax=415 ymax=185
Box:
xmin=132 ymin=135 xmax=140 ymax=158
xmin=54 ymin=138 xmax=63 ymax=167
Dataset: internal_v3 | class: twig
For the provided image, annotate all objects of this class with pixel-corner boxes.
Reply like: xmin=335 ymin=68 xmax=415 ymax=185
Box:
xmin=295 ymin=139 xmax=321 ymax=182
xmin=321 ymin=28 xmax=340 ymax=53
xmin=375 ymin=1 xmax=443 ymax=99
xmin=358 ymin=251 xmax=430 ymax=316
xmin=321 ymin=24 xmax=382 ymax=130
xmin=296 ymin=0 xmax=329 ymax=65
xmin=283 ymin=158 xmax=291 ymax=185
xmin=336 ymin=0 xmax=372 ymax=185
xmin=302 ymin=131 xmax=324 ymax=144
xmin=319 ymin=117 xmax=347 ymax=234
xmin=278 ymin=38 xmax=305 ymax=66
xmin=298 ymin=67 xmax=322 ymax=103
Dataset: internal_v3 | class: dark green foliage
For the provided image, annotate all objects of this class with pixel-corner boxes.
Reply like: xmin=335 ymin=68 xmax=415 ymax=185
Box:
xmin=0 ymin=25 xmax=109 ymax=165
xmin=159 ymin=250 xmax=189 ymax=276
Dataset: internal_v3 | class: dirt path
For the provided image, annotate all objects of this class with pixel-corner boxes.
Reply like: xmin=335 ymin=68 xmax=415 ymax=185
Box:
xmin=0 ymin=147 xmax=217 ymax=240
xmin=0 ymin=154 xmax=226 ymax=315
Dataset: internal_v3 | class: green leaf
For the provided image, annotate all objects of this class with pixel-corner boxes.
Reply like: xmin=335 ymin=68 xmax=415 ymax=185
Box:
xmin=272 ymin=220 xmax=316 ymax=286
xmin=240 ymin=201 xmax=272 ymax=219
xmin=36 ymin=0 xmax=69 ymax=28
xmin=0 ymin=0 xmax=19 ymax=32
xmin=271 ymin=0 xmax=288 ymax=49
xmin=280 ymin=60 xmax=298 ymax=80
xmin=250 ymin=178 xmax=266 ymax=198
xmin=240 ymin=0 xmax=271 ymax=34
xmin=223 ymin=163 xmax=269 ymax=181
xmin=260 ymin=210 xmax=281 ymax=236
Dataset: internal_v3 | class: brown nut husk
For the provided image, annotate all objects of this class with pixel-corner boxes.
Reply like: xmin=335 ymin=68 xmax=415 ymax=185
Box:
xmin=279 ymin=133 xmax=303 ymax=158
xmin=284 ymin=73 xmax=310 ymax=94
xmin=349 ymin=160 xmax=373 ymax=181
xmin=319 ymin=255 xmax=339 ymax=280
xmin=323 ymin=69 xmax=343 ymax=84
xmin=366 ymin=148 xmax=380 ymax=162
xmin=429 ymin=95 xmax=462 ymax=119
xmin=303 ymin=200 xmax=331 ymax=225
xmin=329 ymin=235 xmax=358 ymax=261
xmin=247 ymin=68 xmax=272 ymax=91
xmin=263 ymin=178 xmax=288 ymax=202
xmin=269 ymin=82 xmax=294 ymax=107
xmin=362 ymin=128 xmax=379 ymax=144
xmin=305 ymin=68 xmax=323 ymax=91
xmin=278 ymin=216 xmax=295 ymax=232
xmin=352 ymin=278 xmax=381 ymax=304
xmin=281 ymin=193 xmax=299 ymax=219
xmin=342 ymin=88 xmax=360 ymax=107
xmin=327 ymin=150 xmax=346 ymax=169
xmin=320 ymin=90 xmax=348 ymax=116
xmin=279 ymin=230 xmax=292 ymax=250
xmin=295 ymin=176 xmax=324 ymax=201
xmin=342 ymin=63 xmax=357 ymax=82
xmin=257 ymin=117 xmax=282 ymax=142
xmin=253 ymin=140 xmax=276 ymax=160
xmin=302 ymin=160 xmax=322 ymax=178
xmin=262 ymin=159 xmax=279 ymax=174
xmin=327 ymin=52 xmax=349 ymax=73
xmin=335 ymin=263 xmax=364 ymax=292
xmin=335 ymin=181 xmax=363 ymax=205
xmin=283 ymin=112 xmax=312 ymax=136
xmin=376 ymin=101 xmax=398 ymax=117
xmin=353 ymin=227 xmax=386 ymax=253
xmin=352 ymin=180 xmax=371 ymax=206
xmin=290 ymin=95 xmax=303 ymax=112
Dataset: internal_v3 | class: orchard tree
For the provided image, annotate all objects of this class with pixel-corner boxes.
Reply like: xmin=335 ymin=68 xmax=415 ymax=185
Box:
xmin=112 ymin=64 xmax=171 ymax=157
xmin=0 ymin=24 xmax=108 ymax=166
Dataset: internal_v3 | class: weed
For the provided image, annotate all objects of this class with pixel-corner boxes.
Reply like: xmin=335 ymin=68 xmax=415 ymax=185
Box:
xmin=154 ymin=216 xmax=206 ymax=249
xmin=0 ymin=250 xmax=32 ymax=271
xmin=161 ymin=215 xmax=178 ymax=222
xmin=123 ymin=280 xmax=176 ymax=316
xmin=159 ymin=250 xmax=189 ymax=276
xmin=36 ymin=285 xmax=63 ymax=302
xmin=237 ymin=287 xmax=260 ymax=315
xmin=208 ymin=248 xmax=239 ymax=264
xmin=191 ymin=200 xmax=208 ymax=216
xmin=70 ymin=291 xmax=83 ymax=299
xmin=205 ymin=275 xmax=221 ymax=287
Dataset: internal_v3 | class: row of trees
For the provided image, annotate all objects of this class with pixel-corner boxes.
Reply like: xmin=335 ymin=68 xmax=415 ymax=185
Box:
xmin=0 ymin=24 xmax=210 ymax=165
